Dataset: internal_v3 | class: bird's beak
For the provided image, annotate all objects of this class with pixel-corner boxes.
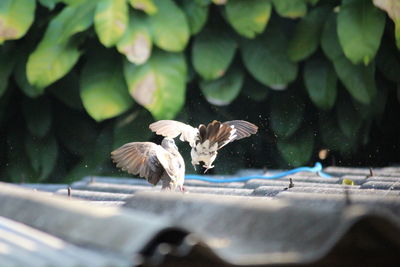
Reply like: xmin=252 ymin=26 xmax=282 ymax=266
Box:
xmin=192 ymin=164 xmax=196 ymax=171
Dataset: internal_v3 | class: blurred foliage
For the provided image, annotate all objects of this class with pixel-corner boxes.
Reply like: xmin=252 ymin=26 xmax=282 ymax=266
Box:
xmin=1 ymin=0 xmax=400 ymax=183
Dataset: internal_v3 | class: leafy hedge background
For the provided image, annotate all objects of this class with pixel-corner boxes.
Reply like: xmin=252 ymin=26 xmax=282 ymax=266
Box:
xmin=1 ymin=0 xmax=400 ymax=183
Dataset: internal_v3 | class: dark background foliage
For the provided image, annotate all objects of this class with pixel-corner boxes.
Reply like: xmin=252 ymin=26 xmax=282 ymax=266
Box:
xmin=0 ymin=0 xmax=399 ymax=183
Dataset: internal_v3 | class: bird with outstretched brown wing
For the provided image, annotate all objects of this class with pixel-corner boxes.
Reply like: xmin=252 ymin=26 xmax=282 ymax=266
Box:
xmin=149 ymin=120 xmax=258 ymax=172
xmin=111 ymin=138 xmax=185 ymax=191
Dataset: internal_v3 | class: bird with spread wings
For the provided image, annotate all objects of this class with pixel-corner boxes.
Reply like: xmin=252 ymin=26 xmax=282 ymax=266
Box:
xmin=111 ymin=138 xmax=185 ymax=191
xmin=149 ymin=120 xmax=258 ymax=172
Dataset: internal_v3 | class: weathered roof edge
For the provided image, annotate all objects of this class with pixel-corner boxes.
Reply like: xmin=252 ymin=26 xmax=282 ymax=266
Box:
xmin=125 ymin=191 xmax=400 ymax=266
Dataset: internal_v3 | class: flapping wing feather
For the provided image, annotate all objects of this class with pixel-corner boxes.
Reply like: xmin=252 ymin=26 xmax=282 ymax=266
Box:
xmin=155 ymin=149 xmax=185 ymax=184
xmin=198 ymin=124 xmax=207 ymax=143
xmin=204 ymin=120 xmax=233 ymax=149
xmin=223 ymin=120 xmax=258 ymax=141
xmin=111 ymin=142 xmax=165 ymax=185
xmin=149 ymin=120 xmax=198 ymax=147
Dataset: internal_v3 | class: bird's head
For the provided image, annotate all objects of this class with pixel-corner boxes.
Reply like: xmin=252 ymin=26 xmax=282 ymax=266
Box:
xmin=161 ymin=138 xmax=178 ymax=150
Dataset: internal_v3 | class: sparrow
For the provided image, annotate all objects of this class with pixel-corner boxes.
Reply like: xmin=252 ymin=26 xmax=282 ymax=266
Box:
xmin=111 ymin=138 xmax=185 ymax=191
xmin=149 ymin=120 xmax=258 ymax=172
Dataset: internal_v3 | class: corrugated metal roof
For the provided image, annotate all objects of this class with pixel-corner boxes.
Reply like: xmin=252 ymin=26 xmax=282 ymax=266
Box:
xmin=1 ymin=166 xmax=400 ymax=266
xmin=0 ymin=216 xmax=128 ymax=267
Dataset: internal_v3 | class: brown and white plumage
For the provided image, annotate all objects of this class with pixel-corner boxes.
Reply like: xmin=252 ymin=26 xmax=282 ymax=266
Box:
xmin=111 ymin=138 xmax=185 ymax=191
xmin=149 ymin=120 xmax=258 ymax=172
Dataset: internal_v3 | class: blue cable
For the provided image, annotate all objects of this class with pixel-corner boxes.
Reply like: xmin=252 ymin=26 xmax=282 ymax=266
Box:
xmin=185 ymin=162 xmax=333 ymax=183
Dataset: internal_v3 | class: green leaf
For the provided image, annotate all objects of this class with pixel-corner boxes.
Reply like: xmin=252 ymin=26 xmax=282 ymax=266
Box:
xmin=270 ymin=92 xmax=305 ymax=139
xmin=288 ymin=6 xmax=330 ymax=62
xmin=22 ymin=97 xmax=52 ymax=138
xmin=62 ymin=0 xmax=86 ymax=5
xmin=124 ymin=49 xmax=187 ymax=120
xmin=47 ymin=151 xmax=69 ymax=180
xmin=80 ymin=51 xmax=133 ymax=122
xmin=56 ymin=110 xmax=98 ymax=156
xmin=319 ymin=112 xmax=358 ymax=154
xmin=14 ymin=48 xmax=41 ymax=97
xmin=376 ymin=35 xmax=400 ymax=83
xmin=225 ymin=0 xmax=271 ymax=39
xmin=27 ymin=42 xmax=81 ymax=90
xmin=334 ymin=57 xmax=377 ymax=105
xmin=39 ymin=0 xmax=58 ymax=10
xmin=196 ymin=0 xmax=211 ymax=6
xmin=48 ymin=71 xmax=84 ymax=111
xmin=359 ymin=121 xmax=372 ymax=146
xmin=212 ymin=0 xmax=227 ymax=5
xmin=200 ymin=66 xmax=244 ymax=106
xmin=181 ymin=0 xmax=209 ymax=35
xmin=321 ymin=14 xmax=343 ymax=62
xmin=272 ymin=0 xmax=307 ymax=19
xmin=0 ymin=44 xmax=16 ymax=97
xmin=113 ymin=110 xmax=154 ymax=149
xmin=94 ymin=0 xmax=128 ymax=47
xmin=371 ymin=84 xmax=387 ymax=119
xmin=65 ymin=126 xmax=112 ymax=182
xmin=117 ymin=11 xmax=152 ymax=65
xmin=192 ymin=27 xmax=237 ymax=80
xmin=149 ymin=0 xmax=189 ymax=52
xmin=353 ymin=84 xmax=387 ymax=120
xmin=212 ymin=142 xmax=246 ymax=175
xmin=321 ymin=14 xmax=377 ymax=104
xmin=0 ymin=86 xmax=12 ymax=125
xmin=241 ymin=22 xmax=298 ymax=89
xmin=4 ymin=122 xmax=36 ymax=183
xmin=129 ymin=0 xmax=157 ymax=15
xmin=337 ymin=0 xmax=385 ymax=65
xmin=336 ymin=95 xmax=362 ymax=139
xmin=43 ymin=2 xmax=96 ymax=44
xmin=307 ymin=0 xmax=319 ymax=5
xmin=373 ymin=0 xmax=400 ymax=49
xmin=277 ymin=127 xmax=314 ymax=167
xmin=304 ymin=57 xmax=337 ymax=110
xmin=242 ymin=77 xmax=269 ymax=102
xmin=26 ymin=2 xmax=96 ymax=89
xmin=25 ymin=133 xmax=58 ymax=180
xmin=0 ymin=0 xmax=36 ymax=43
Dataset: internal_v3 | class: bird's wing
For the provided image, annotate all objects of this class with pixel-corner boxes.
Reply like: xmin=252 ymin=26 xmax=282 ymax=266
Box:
xmin=111 ymin=142 xmax=164 ymax=185
xmin=223 ymin=120 xmax=258 ymax=141
xmin=155 ymin=149 xmax=185 ymax=184
xmin=198 ymin=120 xmax=232 ymax=149
xmin=149 ymin=120 xmax=198 ymax=147
xmin=209 ymin=120 xmax=258 ymax=149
